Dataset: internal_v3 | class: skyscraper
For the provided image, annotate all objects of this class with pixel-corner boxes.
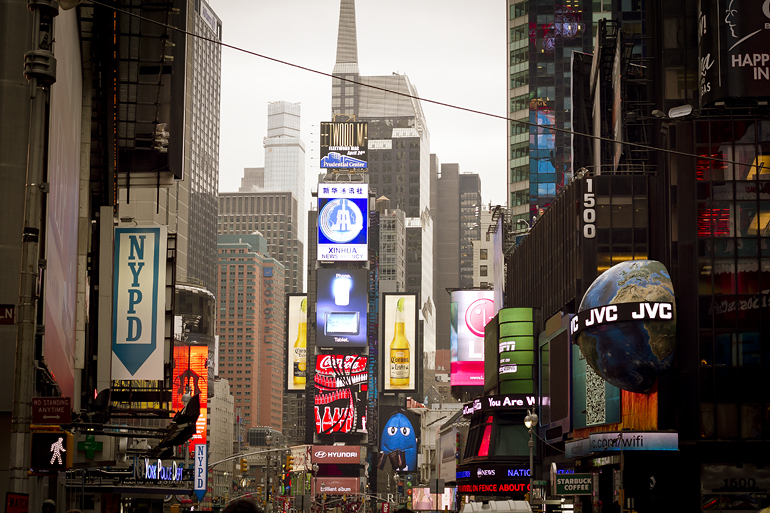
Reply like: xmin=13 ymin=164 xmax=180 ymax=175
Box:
xmin=331 ymin=0 xmax=436 ymax=362
xmin=216 ymin=233 xmax=285 ymax=430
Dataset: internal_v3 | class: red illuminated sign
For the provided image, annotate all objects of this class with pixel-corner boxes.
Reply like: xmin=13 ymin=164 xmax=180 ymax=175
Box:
xmin=172 ymin=345 xmax=208 ymax=451
xmin=457 ymin=483 xmax=530 ymax=494
xmin=465 ymin=298 xmax=495 ymax=337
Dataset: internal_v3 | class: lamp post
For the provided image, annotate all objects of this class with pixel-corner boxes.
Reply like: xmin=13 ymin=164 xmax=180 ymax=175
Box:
xmin=312 ymin=463 xmax=319 ymax=513
xmin=266 ymin=434 xmax=273 ymax=510
xmin=524 ymin=409 xmax=538 ymax=504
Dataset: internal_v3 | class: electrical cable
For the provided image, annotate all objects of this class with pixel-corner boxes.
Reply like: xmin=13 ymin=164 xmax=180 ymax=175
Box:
xmin=86 ymin=0 xmax=767 ymax=172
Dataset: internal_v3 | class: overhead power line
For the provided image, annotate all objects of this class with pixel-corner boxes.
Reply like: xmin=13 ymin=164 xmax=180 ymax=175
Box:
xmin=88 ymin=0 xmax=767 ymax=172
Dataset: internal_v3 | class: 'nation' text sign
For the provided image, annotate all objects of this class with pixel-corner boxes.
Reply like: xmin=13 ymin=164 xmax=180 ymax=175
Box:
xmin=112 ymin=226 xmax=167 ymax=380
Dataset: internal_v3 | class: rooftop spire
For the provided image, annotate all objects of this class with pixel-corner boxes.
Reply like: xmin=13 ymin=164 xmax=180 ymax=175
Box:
xmin=333 ymin=0 xmax=359 ymax=75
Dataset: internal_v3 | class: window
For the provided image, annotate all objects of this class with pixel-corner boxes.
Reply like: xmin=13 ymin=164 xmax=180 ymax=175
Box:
xmin=480 ymin=265 xmax=488 ymax=276
xmin=480 ymin=249 xmax=488 ymax=260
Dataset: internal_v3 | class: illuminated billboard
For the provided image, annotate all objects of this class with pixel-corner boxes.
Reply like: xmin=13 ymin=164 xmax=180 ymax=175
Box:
xmin=319 ymin=122 xmax=368 ymax=169
xmin=412 ymin=487 xmax=455 ymax=511
xmin=112 ymin=226 xmax=167 ymax=380
xmin=379 ymin=406 xmax=421 ymax=472
xmin=286 ymin=294 xmax=308 ymax=392
xmin=317 ymin=185 xmax=368 ymax=261
xmin=172 ymin=345 xmax=208 ymax=449
xmin=450 ymin=290 xmax=495 ymax=386
xmin=316 ymin=269 xmax=368 ymax=347
xmin=314 ymin=354 xmax=368 ymax=435
xmin=382 ymin=294 xmax=418 ymax=392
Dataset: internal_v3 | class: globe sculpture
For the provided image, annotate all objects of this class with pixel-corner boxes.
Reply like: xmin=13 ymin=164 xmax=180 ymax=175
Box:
xmin=574 ymin=260 xmax=676 ymax=393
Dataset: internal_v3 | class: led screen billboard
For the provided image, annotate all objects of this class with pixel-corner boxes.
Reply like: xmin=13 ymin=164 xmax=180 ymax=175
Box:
xmin=286 ymin=294 xmax=308 ymax=392
xmin=379 ymin=406 xmax=421 ymax=472
xmin=412 ymin=488 xmax=455 ymax=511
xmin=450 ymin=290 xmax=495 ymax=386
xmin=382 ymin=294 xmax=418 ymax=392
xmin=314 ymin=354 xmax=368 ymax=435
xmin=316 ymin=268 xmax=368 ymax=347
xmin=317 ymin=185 xmax=368 ymax=261
xmin=319 ymin=122 xmax=368 ymax=169
xmin=172 ymin=345 xmax=208 ymax=450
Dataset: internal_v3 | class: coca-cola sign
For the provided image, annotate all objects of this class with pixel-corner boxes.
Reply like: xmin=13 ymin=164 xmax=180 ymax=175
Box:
xmin=314 ymin=355 xmax=368 ymax=436
xmin=312 ymin=445 xmax=361 ymax=464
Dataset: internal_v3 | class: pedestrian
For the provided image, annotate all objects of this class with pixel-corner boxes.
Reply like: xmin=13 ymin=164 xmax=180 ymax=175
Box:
xmin=222 ymin=498 xmax=264 ymax=513
xmin=42 ymin=500 xmax=55 ymax=513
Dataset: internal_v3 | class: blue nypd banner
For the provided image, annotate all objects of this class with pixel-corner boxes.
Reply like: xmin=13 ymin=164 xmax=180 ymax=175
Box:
xmin=112 ymin=226 xmax=167 ymax=380
xmin=317 ymin=185 xmax=368 ymax=261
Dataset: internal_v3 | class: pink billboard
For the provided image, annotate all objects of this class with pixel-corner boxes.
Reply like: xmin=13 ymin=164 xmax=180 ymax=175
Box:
xmin=450 ymin=290 xmax=495 ymax=386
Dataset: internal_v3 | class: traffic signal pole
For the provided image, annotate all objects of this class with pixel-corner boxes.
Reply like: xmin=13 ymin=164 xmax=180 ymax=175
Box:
xmin=9 ymin=0 xmax=59 ymax=496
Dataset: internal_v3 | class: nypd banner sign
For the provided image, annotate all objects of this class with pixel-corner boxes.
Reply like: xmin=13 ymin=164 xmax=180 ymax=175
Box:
xmin=317 ymin=185 xmax=368 ymax=261
xmin=112 ymin=226 xmax=167 ymax=380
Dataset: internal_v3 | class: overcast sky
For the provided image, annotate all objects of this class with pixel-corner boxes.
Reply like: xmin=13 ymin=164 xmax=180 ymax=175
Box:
xmin=213 ymin=0 xmax=507 ymax=209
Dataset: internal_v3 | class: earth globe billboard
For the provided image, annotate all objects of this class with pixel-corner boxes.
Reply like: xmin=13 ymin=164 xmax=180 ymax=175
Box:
xmin=570 ymin=260 xmax=676 ymax=394
xmin=317 ymin=185 xmax=368 ymax=261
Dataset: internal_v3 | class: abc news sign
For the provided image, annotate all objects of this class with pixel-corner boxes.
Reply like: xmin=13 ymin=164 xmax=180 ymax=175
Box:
xmin=570 ymin=302 xmax=673 ymax=337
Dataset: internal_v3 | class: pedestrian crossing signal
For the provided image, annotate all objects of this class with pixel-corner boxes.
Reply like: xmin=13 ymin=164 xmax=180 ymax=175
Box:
xmin=31 ymin=430 xmax=73 ymax=471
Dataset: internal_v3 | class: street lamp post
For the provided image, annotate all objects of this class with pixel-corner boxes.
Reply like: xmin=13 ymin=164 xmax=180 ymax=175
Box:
xmin=524 ymin=409 xmax=538 ymax=504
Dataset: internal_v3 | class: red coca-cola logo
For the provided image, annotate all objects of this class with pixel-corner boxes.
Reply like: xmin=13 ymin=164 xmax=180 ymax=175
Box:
xmin=316 ymin=355 xmax=367 ymax=374
xmin=465 ymin=298 xmax=495 ymax=337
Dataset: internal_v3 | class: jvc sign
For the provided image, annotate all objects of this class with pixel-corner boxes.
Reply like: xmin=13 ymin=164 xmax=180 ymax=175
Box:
xmin=112 ymin=226 xmax=166 ymax=380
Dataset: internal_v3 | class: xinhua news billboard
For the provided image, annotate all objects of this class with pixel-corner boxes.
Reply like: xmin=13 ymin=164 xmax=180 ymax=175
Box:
xmin=382 ymin=294 xmax=418 ymax=392
xmin=451 ymin=290 xmax=495 ymax=386
xmin=316 ymin=268 xmax=368 ymax=347
xmin=319 ymin=122 xmax=368 ymax=169
xmin=317 ymin=185 xmax=368 ymax=261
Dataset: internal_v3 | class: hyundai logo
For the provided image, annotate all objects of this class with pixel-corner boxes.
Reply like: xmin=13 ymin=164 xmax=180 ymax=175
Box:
xmin=315 ymin=451 xmax=327 ymax=458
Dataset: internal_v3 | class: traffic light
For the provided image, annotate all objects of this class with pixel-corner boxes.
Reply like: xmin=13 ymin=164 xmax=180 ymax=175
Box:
xmin=286 ymin=455 xmax=294 ymax=472
xmin=240 ymin=458 xmax=249 ymax=473
xmin=30 ymin=430 xmax=74 ymax=471
xmin=258 ymin=485 xmax=263 ymax=497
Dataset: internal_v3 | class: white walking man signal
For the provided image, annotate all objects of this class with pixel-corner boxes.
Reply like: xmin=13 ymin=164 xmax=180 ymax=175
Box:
xmin=50 ymin=437 xmax=66 ymax=465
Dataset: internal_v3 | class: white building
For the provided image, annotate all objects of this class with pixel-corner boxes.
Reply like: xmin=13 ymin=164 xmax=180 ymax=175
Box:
xmin=209 ymin=376 xmax=235 ymax=503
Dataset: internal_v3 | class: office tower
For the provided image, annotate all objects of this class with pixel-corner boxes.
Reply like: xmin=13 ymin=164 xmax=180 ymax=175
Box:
xmin=430 ymin=158 xmax=482 ymax=350
xmin=240 ymin=167 xmax=265 ymax=191
xmin=216 ymin=233 xmax=285 ymax=430
xmin=218 ymin=191 xmax=303 ymax=295
xmin=376 ymin=201 xmax=407 ymax=294
xmin=472 ymin=207 xmax=495 ymax=289
xmin=264 ymin=101 xmax=306 ymax=248
xmin=507 ymin=1 xmax=648 ymax=224
xmin=209 ymin=376 xmax=235 ymax=503
xmin=331 ymin=0 xmax=436 ymax=362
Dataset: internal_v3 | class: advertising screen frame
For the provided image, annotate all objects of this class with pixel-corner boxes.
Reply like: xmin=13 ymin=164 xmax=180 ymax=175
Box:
xmin=172 ymin=345 xmax=208 ymax=452
xmin=382 ymin=293 xmax=418 ymax=392
xmin=316 ymin=268 xmax=369 ymax=348
xmin=286 ymin=294 xmax=308 ymax=392
xmin=412 ymin=487 xmax=455 ymax=511
xmin=319 ymin=121 xmax=368 ymax=170
xmin=317 ymin=185 xmax=369 ymax=262
xmin=450 ymin=290 xmax=495 ymax=386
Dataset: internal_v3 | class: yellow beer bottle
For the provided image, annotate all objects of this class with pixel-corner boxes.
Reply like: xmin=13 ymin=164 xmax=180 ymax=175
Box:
xmin=293 ymin=298 xmax=307 ymax=385
xmin=390 ymin=297 xmax=410 ymax=387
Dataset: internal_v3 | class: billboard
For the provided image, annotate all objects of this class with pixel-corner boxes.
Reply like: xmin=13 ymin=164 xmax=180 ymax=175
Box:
xmin=317 ymin=185 xmax=369 ymax=261
xmin=286 ymin=294 xmax=307 ymax=391
xmin=698 ymin=0 xmax=770 ymax=106
xmin=379 ymin=406 xmax=421 ymax=472
xmin=382 ymin=294 xmax=418 ymax=392
xmin=316 ymin=269 xmax=368 ymax=347
xmin=313 ymin=354 xmax=368 ymax=435
xmin=312 ymin=445 xmax=363 ymax=465
xmin=112 ymin=226 xmax=167 ymax=380
xmin=412 ymin=488 xmax=455 ymax=511
xmin=172 ymin=345 xmax=208 ymax=449
xmin=319 ymin=122 xmax=368 ymax=169
xmin=450 ymin=290 xmax=495 ymax=386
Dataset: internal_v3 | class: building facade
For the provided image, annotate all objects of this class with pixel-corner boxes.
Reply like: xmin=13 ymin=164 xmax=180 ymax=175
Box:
xmin=377 ymin=203 xmax=407 ymax=293
xmin=208 ymin=376 xmax=235 ymax=504
xmin=472 ymin=207 xmax=495 ymax=290
xmin=216 ymin=233 xmax=285 ymax=431
xmin=218 ymin=191 xmax=303 ymax=295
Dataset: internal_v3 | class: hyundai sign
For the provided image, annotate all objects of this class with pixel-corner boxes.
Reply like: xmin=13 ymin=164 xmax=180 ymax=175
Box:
xmin=317 ymin=185 xmax=368 ymax=261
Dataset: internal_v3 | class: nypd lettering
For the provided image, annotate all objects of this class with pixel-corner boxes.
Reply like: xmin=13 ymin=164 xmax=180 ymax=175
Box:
xmin=570 ymin=301 xmax=674 ymax=337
